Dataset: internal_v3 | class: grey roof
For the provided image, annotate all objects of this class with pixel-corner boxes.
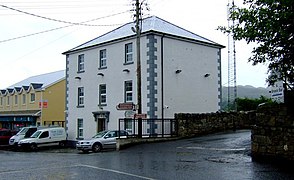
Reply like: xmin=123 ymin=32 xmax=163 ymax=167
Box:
xmin=8 ymin=70 xmax=65 ymax=89
xmin=63 ymin=16 xmax=223 ymax=54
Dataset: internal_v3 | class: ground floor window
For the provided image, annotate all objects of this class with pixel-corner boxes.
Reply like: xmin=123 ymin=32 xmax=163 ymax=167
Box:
xmin=77 ymin=118 xmax=83 ymax=139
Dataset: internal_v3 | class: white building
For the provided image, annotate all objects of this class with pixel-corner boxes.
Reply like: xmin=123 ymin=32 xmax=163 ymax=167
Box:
xmin=63 ymin=16 xmax=224 ymax=141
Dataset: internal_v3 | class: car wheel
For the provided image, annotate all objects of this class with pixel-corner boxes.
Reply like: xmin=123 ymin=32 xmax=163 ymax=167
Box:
xmin=30 ymin=143 xmax=38 ymax=151
xmin=92 ymin=143 xmax=102 ymax=153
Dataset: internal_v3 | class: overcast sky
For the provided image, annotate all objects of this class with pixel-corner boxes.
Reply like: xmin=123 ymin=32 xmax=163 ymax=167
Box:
xmin=0 ymin=0 xmax=268 ymax=89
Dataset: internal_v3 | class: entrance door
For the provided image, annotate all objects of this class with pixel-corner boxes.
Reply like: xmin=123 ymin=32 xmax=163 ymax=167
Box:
xmin=97 ymin=118 xmax=105 ymax=133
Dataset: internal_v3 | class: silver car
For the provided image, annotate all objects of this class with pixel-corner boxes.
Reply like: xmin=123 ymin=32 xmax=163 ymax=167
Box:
xmin=76 ymin=130 xmax=128 ymax=153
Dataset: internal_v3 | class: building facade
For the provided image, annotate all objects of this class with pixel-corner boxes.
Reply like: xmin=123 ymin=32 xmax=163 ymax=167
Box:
xmin=0 ymin=70 xmax=65 ymax=130
xmin=63 ymin=16 xmax=224 ymax=141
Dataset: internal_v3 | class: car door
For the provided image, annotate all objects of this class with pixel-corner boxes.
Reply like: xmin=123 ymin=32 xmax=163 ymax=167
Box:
xmin=37 ymin=131 xmax=50 ymax=147
xmin=103 ymin=131 xmax=118 ymax=149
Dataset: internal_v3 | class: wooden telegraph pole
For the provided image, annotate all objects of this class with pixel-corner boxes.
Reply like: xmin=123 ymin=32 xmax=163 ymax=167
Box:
xmin=135 ymin=0 xmax=142 ymax=138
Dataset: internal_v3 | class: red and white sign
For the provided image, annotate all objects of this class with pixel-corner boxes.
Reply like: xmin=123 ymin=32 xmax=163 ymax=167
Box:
xmin=134 ymin=113 xmax=147 ymax=119
xmin=116 ymin=102 xmax=134 ymax=110
xmin=39 ymin=100 xmax=48 ymax=108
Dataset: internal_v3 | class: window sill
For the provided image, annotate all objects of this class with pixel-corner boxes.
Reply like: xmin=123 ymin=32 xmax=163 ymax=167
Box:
xmin=124 ymin=62 xmax=134 ymax=66
xmin=98 ymin=67 xmax=107 ymax=70
xmin=77 ymin=70 xmax=85 ymax=74
xmin=77 ymin=105 xmax=84 ymax=108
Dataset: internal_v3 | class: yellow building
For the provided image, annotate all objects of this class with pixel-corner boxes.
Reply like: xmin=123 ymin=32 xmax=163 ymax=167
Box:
xmin=0 ymin=70 xmax=65 ymax=130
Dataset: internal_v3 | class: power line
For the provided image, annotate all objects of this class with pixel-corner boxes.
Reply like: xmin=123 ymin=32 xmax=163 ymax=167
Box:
xmin=0 ymin=10 xmax=129 ymax=43
xmin=1 ymin=4 xmax=129 ymax=26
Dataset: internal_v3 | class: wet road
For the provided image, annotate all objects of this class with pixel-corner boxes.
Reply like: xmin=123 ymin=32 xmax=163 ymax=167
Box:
xmin=0 ymin=130 xmax=293 ymax=180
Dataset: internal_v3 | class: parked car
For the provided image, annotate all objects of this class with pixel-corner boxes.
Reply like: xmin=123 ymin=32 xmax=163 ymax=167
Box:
xmin=76 ymin=130 xmax=128 ymax=153
xmin=0 ymin=128 xmax=17 ymax=145
xmin=17 ymin=127 xmax=67 ymax=151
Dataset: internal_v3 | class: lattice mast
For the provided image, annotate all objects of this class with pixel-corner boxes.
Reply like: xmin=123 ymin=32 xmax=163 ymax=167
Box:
xmin=227 ymin=0 xmax=237 ymax=111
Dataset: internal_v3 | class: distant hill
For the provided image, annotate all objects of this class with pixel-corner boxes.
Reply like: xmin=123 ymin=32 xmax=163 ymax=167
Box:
xmin=221 ymin=85 xmax=271 ymax=109
xmin=223 ymin=85 xmax=270 ymax=99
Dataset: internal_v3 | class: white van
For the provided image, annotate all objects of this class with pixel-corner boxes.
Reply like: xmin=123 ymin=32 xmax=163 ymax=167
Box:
xmin=9 ymin=126 xmax=38 ymax=146
xmin=17 ymin=127 xmax=66 ymax=151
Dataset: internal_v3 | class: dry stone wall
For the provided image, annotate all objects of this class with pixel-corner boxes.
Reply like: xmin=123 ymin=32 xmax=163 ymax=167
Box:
xmin=175 ymin=111 xmax=255 ymax=138
xmin=252 ymin=104 xmax=294 ymax=161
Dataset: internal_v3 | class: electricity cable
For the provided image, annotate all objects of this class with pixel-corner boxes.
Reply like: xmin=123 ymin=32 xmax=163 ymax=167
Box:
xmin=0 ymin=4 xmax=128 ymax=26
xmin=0 ymin=10 xmax=129 ymax=43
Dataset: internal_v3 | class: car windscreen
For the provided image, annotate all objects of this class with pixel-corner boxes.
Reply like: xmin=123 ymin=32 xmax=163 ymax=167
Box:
xmin=92 ymin=131 xmax=108 ymax=138
xmin=16 ymin=128 xmax=28 ymax=135
xmin=30 ymin=130 xmax=41 ymax=138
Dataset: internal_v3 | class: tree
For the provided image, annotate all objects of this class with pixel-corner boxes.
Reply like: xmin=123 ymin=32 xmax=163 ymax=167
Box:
xmin=219 ymin=0 xmax=294 ymax=90
xmin=236 ymin=96 xmax=274 ymax=111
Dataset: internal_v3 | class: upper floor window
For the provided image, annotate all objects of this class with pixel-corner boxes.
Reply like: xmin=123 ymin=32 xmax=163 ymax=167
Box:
xmin=7 ymin=96 xmax=10 ymax=106
xmin=125 ymin=43 xmax=133 ymax=64
xmin=99 ymin=49 xmax=107 ymax=69
xmin=78 ymin=54 xmax=85 ymax=72
xmin=14 ymin=95 xmax=18 ymax=105
xmin=22 ymin=94 xmax=26 ymax=104
xmin=99 ymin=84 xmax=106 ymax=105
xmin=30 ymin=93 xmax=35 ymax=102
xmin=77 ymin=87 xmax=84 ymax=107
xmin=0 ymin=97 xmax=3 ymax=106
xmin=124 ymin=80 xmax=133 ymax=102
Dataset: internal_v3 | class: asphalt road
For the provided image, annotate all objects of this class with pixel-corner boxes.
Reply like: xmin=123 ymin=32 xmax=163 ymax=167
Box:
xmin=0 ymin=130 xmax=293 ymax=180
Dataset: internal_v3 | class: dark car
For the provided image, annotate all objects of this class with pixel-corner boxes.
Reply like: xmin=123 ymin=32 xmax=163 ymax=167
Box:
xmin=0 ymin=128 xmax=17 ymax=145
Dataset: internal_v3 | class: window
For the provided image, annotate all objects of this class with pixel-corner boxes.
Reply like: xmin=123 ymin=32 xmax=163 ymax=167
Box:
xmin=22 ymin=94 xmax=26 ymax=104
xmin=0 ymin=97 xmax=3 ymax=106
xmin=78 ymin=54 xmax=85 ymax=72
xmin=39 ymin=131 xmax=49 ymax=139
xmin=7 ymin=96 xmax=10 ymax=106
xmin=77 ymin=87 xmax=84 ymax=107
xmin=99 ymin=49 xmax=107 ymax=68
xmin=30 ymin=93 xmax=35 ymax=102
xmin=99 ymin=84 xmax=106 ymax=105
xmin=77 ymin=119 xmax=83 ymax=139
xmin=125 ymin=43 xmax=133 ymax=64
xmin=124 ymin=81 xmax=133 ymax=102
xmin=14 ymin=95 xmax=18 ymax=105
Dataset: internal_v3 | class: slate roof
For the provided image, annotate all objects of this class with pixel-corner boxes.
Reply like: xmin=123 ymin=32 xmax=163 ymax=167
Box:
xmin=8 ymin=70 xmax=65 ymax=89
xmin=0 ymin=70 xmax=65 ymax=95
xmin=63 ymin=16 xmax=224 ymax=54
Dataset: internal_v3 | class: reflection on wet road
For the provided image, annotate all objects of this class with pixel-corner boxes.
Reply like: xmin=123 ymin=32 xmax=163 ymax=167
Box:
xmin=0 ymin=130 xmax=293 ymax=180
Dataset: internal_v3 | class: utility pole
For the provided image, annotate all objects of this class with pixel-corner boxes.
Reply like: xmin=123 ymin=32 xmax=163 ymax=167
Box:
xmin=135 ymin=0 xmax=142 ymax=138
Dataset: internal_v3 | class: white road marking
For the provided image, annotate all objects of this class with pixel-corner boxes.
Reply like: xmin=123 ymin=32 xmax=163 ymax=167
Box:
xmin=0 ymin=164 xmax=156 ymax=180
xmin=78 ymin=164 xmax=155 ymax=180
xmin=177 ymin=146 xmax=246 ymax=151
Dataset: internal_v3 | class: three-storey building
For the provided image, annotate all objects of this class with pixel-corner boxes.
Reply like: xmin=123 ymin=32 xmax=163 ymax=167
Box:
xmin=63 ymin=16 xmax=225 ymax=140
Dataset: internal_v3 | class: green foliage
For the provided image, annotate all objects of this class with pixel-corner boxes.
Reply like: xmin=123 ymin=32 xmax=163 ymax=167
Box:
xmin=218 ymin=0 xmax=294 ymax=90
xmin=236 ymin=95 xmax=274 ymax=111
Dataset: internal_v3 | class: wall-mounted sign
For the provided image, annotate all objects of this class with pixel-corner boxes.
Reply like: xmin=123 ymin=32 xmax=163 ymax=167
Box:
xmin=39 ymin=100 xmax=48 ymax=108
xmin=270 ymin=81 xmax=284 ymax=103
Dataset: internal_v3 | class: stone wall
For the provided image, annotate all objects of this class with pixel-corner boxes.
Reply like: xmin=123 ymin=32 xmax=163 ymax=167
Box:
xmin=251 ymin=104 xmax=294 ymax=161
xmin=175 ymin=111 xmax=255 ymax=138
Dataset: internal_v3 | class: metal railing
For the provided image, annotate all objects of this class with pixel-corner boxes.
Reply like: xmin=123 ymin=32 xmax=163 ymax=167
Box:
xmin=119 ymin=118 xmax=178 ymax=138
